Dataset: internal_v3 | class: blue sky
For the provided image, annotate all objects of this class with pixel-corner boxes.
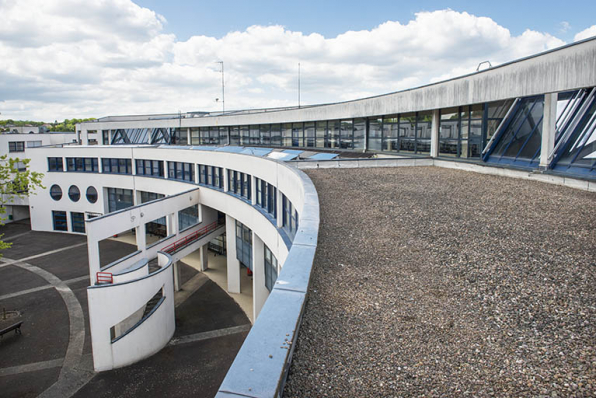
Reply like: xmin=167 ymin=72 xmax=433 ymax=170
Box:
xmin=135 ymin=0 xmax=595 ymax=40
xmin=1 ymin=0 xmax=595 ymax=121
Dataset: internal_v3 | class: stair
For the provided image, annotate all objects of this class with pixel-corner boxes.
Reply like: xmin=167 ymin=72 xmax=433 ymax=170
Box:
xmin=142 ymin=290 xmax=163 ymax=318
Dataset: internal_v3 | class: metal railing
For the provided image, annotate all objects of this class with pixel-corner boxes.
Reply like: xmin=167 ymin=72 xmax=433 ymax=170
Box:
xmin=161 ymin=220 xmax=223 ymax=254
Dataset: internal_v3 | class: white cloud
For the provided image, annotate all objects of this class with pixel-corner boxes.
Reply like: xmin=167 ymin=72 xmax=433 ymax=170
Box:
xmin=0 ymin=3 xmax=571 ymax=121
xmin=559 ymin=21 xmax=571 ymax=34
xmin=575 ymin=25 xmax=596 ymax=41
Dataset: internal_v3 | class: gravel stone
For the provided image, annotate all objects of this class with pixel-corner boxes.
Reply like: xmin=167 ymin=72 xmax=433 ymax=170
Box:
xmin=283 ymin=167 xmax=596 ymax=397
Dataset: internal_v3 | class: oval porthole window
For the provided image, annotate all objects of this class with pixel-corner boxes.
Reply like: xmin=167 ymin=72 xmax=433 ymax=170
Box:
xmin=86 ymin=186 xmax=98 ymax=204
xmin=50 ymin=184 xmax=62 ymax=201
xmin=68 ymin=185 xmax=80 ymax=202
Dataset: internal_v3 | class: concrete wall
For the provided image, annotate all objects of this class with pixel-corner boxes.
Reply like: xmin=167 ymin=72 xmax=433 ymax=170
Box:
xmin=79 ymin=38 xmax=596 ymax=132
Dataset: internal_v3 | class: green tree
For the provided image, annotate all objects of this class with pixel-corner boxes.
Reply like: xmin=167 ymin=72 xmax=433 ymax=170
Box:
xmin=0 ymin=155 xmax=44 ymax=256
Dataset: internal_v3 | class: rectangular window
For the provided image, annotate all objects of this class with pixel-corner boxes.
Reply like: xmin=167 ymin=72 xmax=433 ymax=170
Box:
xmin=71 ymin=212 xmax=86 ymax=233
xmin=102 ymin=158 xmax=132 ymax=174
xmin=27 ymin=140 xmax=42 ymax=148
xmin=264 ymin=245 xmax=278 ymax=292
xmin=135 ymin=159 xmax=164 ymax=177
xmin=48 ymin=157 xmax=64 ymax=172
xmin=168 ymin=161 xmax=194 ymax=182
xmin=8 ymin=141 xmax=25 ymax=152
xmin=52 ymin=211 xmax=68 ymax=231
xmin=66 ymin=157 xmax=98 ymax=172
xmin=107 ymin=188 xmax=134 ymax=213
xmin=368 ymin=118 xmax=382 ymax=151
xmin=179 ymin=204 xmax=199 ymax=230
xmin=282 ymin=194 xmax=298 ymax=240
xmin=235 ymin=220 xmax=253 ymax=269
xmin=340 ymin=120 xmax=353 ymax=149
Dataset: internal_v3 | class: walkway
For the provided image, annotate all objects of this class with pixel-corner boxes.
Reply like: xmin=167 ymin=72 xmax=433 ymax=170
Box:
xmin=0 ymin=222 xmax=250 ymax=398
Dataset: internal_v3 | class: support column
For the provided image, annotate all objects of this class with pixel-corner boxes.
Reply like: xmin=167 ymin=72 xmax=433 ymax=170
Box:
xmin=81 ymin=128 xmax=89 ymax=145
xmin=225 ymin=214 xmax=241 ymax=293
xmin=173 ymin=261 xmax=181 ymax=291
xmin=167 ymin=212 xmax=179 ymax=237
xmin=88 ymin=240 xmax=101 ymax=285
xmin=430 ymin=109 xmax=440 ymax=158
xmin=540 ymin=92 xmax=558 ymax=169
xmin=276 ymin=189 xmax=283 ymax=228
xmin=252 ymin=232 xmax=268 ymax=321
xmin=187 ymin=128 xmax=191 ymax=145
xmin=199 ymin=243 xmax=209 ymax=271
xmin=136 ymin=223 xmax=147 ymax=253
xmin=223 ymin=169 xmax=229 ymax=192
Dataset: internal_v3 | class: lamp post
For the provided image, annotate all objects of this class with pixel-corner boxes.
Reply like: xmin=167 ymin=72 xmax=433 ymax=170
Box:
xmin=298 ymin=62 xmax=301 ymax=109
xmin=215 ymin=61 xmax=225 ymax=113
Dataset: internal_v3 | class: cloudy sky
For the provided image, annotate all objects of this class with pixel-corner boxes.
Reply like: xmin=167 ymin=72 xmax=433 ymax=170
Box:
xmin=1 ymin=0 xmax=595 ymax=122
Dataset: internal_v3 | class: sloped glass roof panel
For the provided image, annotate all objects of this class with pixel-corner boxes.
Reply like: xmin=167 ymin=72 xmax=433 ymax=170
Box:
xmin=308 ymin=153 xmax=338 ymax=160
xmin=215 ymin=146 xmax=245 ymax=153
xmin=267 ymin=152 xmax=299 ymax=161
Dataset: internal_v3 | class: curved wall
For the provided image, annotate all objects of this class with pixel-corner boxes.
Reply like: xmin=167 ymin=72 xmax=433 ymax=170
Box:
xmin=29 ymin=145 xmax=320 ymax=387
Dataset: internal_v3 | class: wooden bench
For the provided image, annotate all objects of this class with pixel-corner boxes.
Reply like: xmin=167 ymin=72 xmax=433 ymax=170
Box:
xmin=0 ymin=321 xmax=23 ymax=339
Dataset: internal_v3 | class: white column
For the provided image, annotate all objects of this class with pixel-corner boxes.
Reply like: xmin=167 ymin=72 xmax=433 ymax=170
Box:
xmin=252 ymin=232 xmax=268 ymax=321
xmin=136 ymin=223 xmax=147 ymax=253
xmin=540 ymin=92 xmax=558 ymax=169
xmin=276 ymin=189 xmax=283 ymax=228
xmin=88 ymin=240 xmax=101 ymax=285
xmin=173 ymin=261 xmax=181 ymax=291
xmin=225 ymin=214 xmax=241 ymax=293
xmin=81 ymin=128 xmax=89 ymax=145
xmin=430 ymin=109 xmax=440 ymax=158
xmin=199 ymin=243 xmax=209 ymax=271
xmin=167 ymin=212 xmax=179 ymax=237
xmin=223 ymin=169 xmax=229 ymax=192
xmin=186 ymin=127 xmax=191 ymax=145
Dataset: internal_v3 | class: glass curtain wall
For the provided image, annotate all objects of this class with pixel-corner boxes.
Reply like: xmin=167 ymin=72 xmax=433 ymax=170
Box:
xmin=367 ymin=117 xmax=382 ymax=151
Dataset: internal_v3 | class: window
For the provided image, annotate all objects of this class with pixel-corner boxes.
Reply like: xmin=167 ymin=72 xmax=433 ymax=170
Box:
xmin=8 ymin=141 xmax=25 ymax=152
xmin=68 ymin=185 xmax=80 ymax=202
xmin=48 ymin=157 xmax=63 ymax=172
xmin=102 ymin=130 xmax=110 ymax=145
xmin=282 ymin=194 xmax=299 ymax=241
xmin=102 ymin=158 xmax=132 ymax=174
xmin=255 ymin=177 xmax=277 ymax=220
xmin=52 ymin=211 xmax=67 ymax=231
xmin=227 ymin=170 xmax=251 ymax=201
xmin=27 ymin=140 xmax=42 ymax=148
xmin=107 ymin=188 xmax=134 ymax=213
xmin=198 ymin=165 xmax=223 ymax=189
xmin=179 ymin=204 xmax=199 ymax=230
xmin=264 ymin=246 xmax=278 ymax=292
xmin=71 ymin=212 xmax=85 ymax=233
xmin=50 ymin=185 xmax=62 ymax=201
xmin=86 ymin=186 xmax=98 ymax=203
xmin=140 ymin=191 xmax=164 ymax=203
xmin=66 ymin=157 xmax=98 ymax=172
xmin=135 ymin=159 xmax=164 ymax=177
xmin=168 ymin=161 xmax=194 ymax=182
xmin=235 ymin=221 xmax=253 ymax=269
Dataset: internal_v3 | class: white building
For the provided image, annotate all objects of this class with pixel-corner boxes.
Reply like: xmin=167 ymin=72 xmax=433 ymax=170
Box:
xmin=12 ymin=37 xmax=596 ymax=396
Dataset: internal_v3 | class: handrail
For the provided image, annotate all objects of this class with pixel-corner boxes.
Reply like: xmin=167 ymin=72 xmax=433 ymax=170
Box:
xmin=96 ymin=272 xmax=113 ymax=284
xmin=161 ymin=220 xmax=223 ymax=254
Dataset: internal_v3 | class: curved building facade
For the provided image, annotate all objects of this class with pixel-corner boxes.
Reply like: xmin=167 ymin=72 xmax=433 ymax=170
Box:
xmin=19 ymin=37 xmax=596 ymax=396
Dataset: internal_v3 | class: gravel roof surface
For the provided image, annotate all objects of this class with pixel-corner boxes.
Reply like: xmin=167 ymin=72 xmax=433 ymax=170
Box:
xmin=284 ymin=167 xmax=596 ymax=397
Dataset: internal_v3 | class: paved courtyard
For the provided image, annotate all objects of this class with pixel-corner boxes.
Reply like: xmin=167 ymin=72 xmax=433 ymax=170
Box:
xmin=285 ymin=167 xmax=596 ymax=397
xmin=0 ymin=220 xmax=249 ymax=398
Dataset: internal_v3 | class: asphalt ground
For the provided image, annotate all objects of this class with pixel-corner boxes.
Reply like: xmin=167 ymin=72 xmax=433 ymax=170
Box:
xmin=0 ymin=220 xmax=249 ymax=398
